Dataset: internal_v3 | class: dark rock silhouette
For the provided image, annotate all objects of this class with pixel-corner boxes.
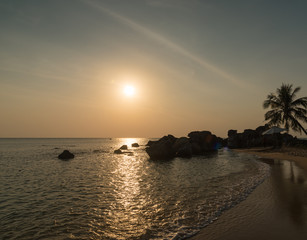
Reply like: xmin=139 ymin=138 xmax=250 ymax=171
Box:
xmin=114 ymin=148 xmax=134 ymax=155
xmin=146 ymin=140 xmax=155 ymax=147
xmin=120 ymin=145 xmax=128 ymax=150
xmin=226 ymin=125 xmax=295 ymax=148
xmin=227 ymin=130 xmax=238 ymax=149
xmin=145 ymin=135 xmax=177 ymax=159
xmin=132 ymin=143 xmax=139 ymax=147
xmin=58 ymin=150 xmax=74 ymax=160
xmin=188 ymin=131 xmax=218 ymax=153
xmin=173 ymin=137 xmax=193 ymax=158
xmin=146 ymin=132 xmax=220 ymax=160
xmin=114 ymin=149 xmax=123 ymax=154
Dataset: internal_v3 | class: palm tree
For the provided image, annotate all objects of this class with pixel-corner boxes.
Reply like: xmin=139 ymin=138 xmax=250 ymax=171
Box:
xmin=263 ymin=83 xmax=307 ymax=135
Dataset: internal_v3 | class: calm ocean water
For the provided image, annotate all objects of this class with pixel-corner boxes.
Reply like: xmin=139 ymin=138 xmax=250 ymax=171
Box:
xmin=0 ymin=138 xmax=269 ymax=240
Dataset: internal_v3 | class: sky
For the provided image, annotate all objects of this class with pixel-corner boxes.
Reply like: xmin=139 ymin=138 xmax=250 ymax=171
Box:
xmin=1 ymin=0 xmax=307 ymax=138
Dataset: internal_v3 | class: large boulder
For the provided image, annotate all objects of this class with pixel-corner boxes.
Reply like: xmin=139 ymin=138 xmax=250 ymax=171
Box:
xmin=226 ymin=125 xmax=293 ymax=149
xmin=188 ymin=131 xmax=212 ymax=142
xmin=58 ymin=150 xmax=74 ymax=160
xmin=227 ymin=129 xmax=238 ymax=148
xmin=146 ymin=131 xmax=219 ymax=160
xmin=191 ymin=142 xmax=202 ymax=155
xmin=146 ymin=142 xmax=173 ymax=159
xmin=216 ymin=137 xmax=226 ymax=148
xmin=176 ymin=144 xmax=193 ymax=158
xmin=172 ymin=137 xmax=192 ymax=158
xmin=172 ymin=137 xmax=190 ymax=152
xmin=146 ymin=140 xmax=156 ymax=146
xmin=188 ymin=131 xmax=218 ymax=154
xmin=228 ymin=130 xmax=237 ymax=137
xmin=145 ymin=135 xmax=177 ymax=160
xmin=120 ymin=145 xmax=128 ymax=150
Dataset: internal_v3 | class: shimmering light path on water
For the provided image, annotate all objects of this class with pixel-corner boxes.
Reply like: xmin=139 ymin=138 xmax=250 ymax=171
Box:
xmin=0 ymin=138 xmax=269 ymax=239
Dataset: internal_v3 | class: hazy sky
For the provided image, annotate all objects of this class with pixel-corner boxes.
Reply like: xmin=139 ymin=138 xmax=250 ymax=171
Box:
xmin=1 ymin=0 xmax=307 ymax=138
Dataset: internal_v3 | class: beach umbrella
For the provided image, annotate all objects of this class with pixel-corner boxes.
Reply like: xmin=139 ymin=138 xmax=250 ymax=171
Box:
xmin=262 ymin=126 xmax=287 ymax=135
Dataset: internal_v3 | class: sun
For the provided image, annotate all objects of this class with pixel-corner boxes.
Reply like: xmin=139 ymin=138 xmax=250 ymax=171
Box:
xmin=123 ymin=85 xmax=135 ymax=97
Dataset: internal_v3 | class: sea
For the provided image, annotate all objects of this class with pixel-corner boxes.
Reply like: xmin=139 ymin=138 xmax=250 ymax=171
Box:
xmin=0 ymin=138 xmax=270 ymax=240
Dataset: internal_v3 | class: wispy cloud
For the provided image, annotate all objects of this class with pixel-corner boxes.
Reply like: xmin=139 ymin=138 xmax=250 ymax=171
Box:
xmin=145 ymin=0 xmax=200 ymax=10
xmin=80 ymin=0 xmax=246 ymax=87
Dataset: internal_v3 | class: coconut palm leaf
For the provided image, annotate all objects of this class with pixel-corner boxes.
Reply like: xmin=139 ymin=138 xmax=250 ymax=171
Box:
xmin=263 ymin=83 xmax=307 ymax=135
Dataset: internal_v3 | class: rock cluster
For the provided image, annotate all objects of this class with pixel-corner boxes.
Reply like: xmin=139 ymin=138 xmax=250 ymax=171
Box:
xmin=114 ymin=144 xmax=137 ymax=155
xmin=227 ymin=125 xmax=294 ymax=149
xmin=145 ymin=131 xmax=221 ymax=160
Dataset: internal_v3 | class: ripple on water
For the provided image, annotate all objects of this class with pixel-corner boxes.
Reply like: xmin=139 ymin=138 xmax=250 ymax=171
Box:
xmin=0 ymin=139 xmax=270 ymax=239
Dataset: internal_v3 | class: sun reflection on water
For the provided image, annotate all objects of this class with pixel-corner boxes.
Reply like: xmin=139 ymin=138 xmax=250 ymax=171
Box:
xmin=106 ymin=143 xmax=150 ymax=238
xmin=116 ymin=155 xmax=140 ymax=208
xmin=117 ymin=138 xmax=139 ymax=148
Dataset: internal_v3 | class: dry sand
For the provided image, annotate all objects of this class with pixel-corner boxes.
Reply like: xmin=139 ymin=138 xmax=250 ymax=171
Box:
xmin=234 ymin=147 xmax=307 ymax=171
xmin=190 ymin=147 xmax=307 ymax=240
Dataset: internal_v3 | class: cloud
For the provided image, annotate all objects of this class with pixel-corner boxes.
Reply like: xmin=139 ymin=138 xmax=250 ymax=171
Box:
xmin=80 ymin=0 xmax=247 ymax=88
xmin=145 ymin=0 xmax=199 ymax=10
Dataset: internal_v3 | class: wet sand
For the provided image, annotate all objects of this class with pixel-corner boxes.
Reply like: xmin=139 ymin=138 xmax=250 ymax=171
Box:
xmin=191 ymin=148 xmax=307 ymax=240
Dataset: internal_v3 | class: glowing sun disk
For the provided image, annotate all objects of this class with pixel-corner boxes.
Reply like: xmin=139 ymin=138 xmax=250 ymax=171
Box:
xmin=123 ymin=85 xmax=135 ymax=97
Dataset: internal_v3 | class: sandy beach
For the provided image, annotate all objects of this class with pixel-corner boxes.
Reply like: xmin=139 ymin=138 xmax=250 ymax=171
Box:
xmin=234 ymin=147 xmax=307 ymax=170
xmin=191 ymin=147 xmax=307 ymax=240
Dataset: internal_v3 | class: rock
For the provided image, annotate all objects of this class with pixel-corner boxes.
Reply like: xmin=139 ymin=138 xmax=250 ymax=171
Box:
xmin=176 ymin=143 xmax=192 ymax=158
xmin=58 ymin=150 xmax=74 ymax=160
xmin=216 ymin=137 xmax=226 ymax=148
xmin=114 ymin=149 xmax=134 ymax=155
xmin=188 ymin=131 xmax=217 ymax=154
xmin=172 ymin=137 xmax=192 ymax=158
xmin=227 ymin=130 xmax=239 ymax=148
xmin=191 ymin=142 xmax=202 ymax=155
xmin=227 ymin=130 xmax=237 ymax=137
xmin=146 ymin=140 xmax=156 ymax=146
xmin=132 ymin=143 xmax=139 ymax=147
xmin=145 ymin=135 xmax=177 ymax=160
xmin=120 ymin=145 xmax=128 ymax=150
xmin=114 ymin=149 xmax=123 ymax=154
xmin=226 ymin=125 xmax=293 ymax=149
xmin=146 ymin=132 xmax=219 ymax=160
xmin=172 ymin=137 xmax=189 ymax=151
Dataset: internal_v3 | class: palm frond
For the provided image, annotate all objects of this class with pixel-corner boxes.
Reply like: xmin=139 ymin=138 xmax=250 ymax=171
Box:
xmin=292 ymin=109 xmax=307 ymax=123
xmin=264 ymin=83 xmax=307 ymax=134
xmin=263 ymin=93 xmax=282 ymax=109
xmin=291 ymin=97 xmax=307 ymax=108
xmin=291 ymin=86 xmax=301 ymax=100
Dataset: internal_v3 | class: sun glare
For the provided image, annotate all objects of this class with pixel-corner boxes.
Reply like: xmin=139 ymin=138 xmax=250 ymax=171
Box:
xmin=123 ymin=85 xmax=135 ymax=97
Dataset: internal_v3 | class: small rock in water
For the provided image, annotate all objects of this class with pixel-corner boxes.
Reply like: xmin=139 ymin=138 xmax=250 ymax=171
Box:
xmin=120 ymin=145 xmax=128 ymax=150
xmin=132 ymin=143 xmax=139 ymax=147
xmin=114 ymin=149 xmax=123 ymax=154
xmin=58 ymin=150 xmax=74 ymax=160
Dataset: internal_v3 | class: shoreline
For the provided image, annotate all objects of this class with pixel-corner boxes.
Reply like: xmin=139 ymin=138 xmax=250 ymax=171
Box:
xmin=233 ymin=147 xmax=307 ymax=171
xmin=190 ymin=147 xmax=307 ymax=240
